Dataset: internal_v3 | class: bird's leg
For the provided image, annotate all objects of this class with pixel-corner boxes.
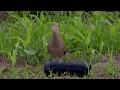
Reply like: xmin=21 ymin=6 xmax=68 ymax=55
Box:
xmin=53 ymin=58 xmax=63 ymax=62
xmin=59 ymin=59 xmax=62 ymax=62
xmin=53 ymin=59 xmax=56 ymax=61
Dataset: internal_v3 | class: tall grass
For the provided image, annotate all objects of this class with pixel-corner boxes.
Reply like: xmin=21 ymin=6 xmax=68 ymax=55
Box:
xmin=0 ymin=11 xmax=120 ymax=65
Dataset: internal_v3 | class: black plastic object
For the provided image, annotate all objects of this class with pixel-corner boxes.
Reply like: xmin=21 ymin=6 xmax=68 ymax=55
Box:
xmin=44 ymin=61 xmax=91 ymax=77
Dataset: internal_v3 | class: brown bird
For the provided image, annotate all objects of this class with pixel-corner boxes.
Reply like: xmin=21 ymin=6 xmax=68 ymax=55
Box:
xmin=48 ymin=24 xmax=67 ymax=61
xmin=0 ymin=11 xmax=8 ymax=21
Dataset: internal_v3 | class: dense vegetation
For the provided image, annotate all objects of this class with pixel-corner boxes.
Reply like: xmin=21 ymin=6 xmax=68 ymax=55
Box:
xmin=0 ymin=11 xmax=120 ymax=79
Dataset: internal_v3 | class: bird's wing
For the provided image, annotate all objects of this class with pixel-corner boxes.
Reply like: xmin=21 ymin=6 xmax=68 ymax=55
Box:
xmin=60 ymin=37 xmax=67 ymax=55
xmin=48 ymin=43 xmax=50 ymax=54
xmin=62 ymin=42 xmax=67 ymax=55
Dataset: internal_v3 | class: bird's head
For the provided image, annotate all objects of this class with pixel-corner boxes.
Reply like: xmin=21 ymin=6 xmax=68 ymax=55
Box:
xmin=52 ymin=24 xmax=58 ymax=33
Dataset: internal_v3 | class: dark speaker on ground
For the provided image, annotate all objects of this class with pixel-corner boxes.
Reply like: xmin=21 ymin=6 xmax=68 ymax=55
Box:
xmin=44 ymin=61 xmax=91 ymax=77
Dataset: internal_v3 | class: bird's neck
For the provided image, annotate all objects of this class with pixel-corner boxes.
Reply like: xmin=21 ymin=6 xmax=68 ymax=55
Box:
xmin=50 ymin=31 xmax=61 ymax=47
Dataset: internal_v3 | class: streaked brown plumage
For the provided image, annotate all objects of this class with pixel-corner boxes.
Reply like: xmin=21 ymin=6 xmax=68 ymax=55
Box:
xmin=48 ymin=24 xmax=67 ymax=60
xmin=0 ymin=11 xmax=8 ymax=21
